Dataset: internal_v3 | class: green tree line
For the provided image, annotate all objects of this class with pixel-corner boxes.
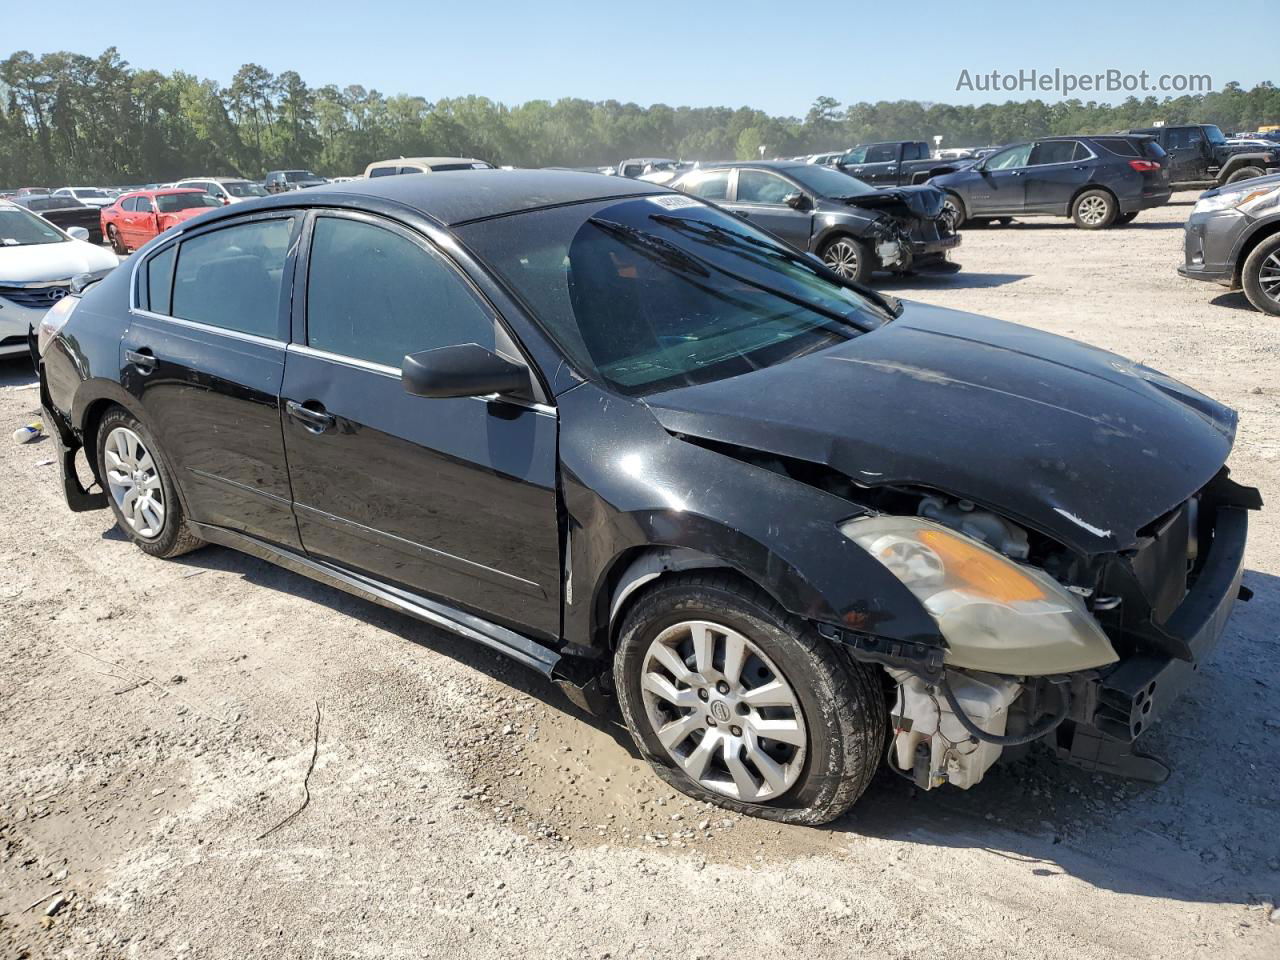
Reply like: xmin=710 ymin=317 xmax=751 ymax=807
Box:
xmin=2 ymin=48 xmax=1278 ymax=185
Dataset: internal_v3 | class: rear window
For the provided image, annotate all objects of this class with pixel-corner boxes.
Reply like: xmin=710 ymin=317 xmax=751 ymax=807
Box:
xmin=1094 ymin=137 xmax=1142 ymax=158
xmin=171 ymin=218 xmax=294 ymax=337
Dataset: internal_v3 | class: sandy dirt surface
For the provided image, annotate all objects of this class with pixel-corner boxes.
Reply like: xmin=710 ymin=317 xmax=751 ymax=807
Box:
xmin=1 ymin=193 xmax=1278 ymax=959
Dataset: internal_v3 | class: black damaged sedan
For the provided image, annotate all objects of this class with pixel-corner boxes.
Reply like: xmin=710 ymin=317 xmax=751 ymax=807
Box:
xmin=37 ymin=171 xmax=1259 ymax=824
xmin=671 ymin=160 xmax=960 ymax=284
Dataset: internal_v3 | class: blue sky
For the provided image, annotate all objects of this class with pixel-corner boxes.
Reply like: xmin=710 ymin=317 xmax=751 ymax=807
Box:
xmin=6 ymin=0 xmax=1274 ymax=116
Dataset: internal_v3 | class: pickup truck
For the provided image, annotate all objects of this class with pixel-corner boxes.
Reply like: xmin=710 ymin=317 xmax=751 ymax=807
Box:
xmin=1123 ymin=124 xmax=1280 ymax=188
xmin=835 ymin=141 xmax=967 ymax=186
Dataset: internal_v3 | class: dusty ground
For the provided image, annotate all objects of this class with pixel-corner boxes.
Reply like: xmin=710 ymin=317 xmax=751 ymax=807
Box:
xmin=1 ymin=193 xmax=1278 ymax=959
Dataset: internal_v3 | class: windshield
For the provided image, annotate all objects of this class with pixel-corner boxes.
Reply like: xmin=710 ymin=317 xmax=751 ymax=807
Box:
xmin=459 ymin=195 xmax=887 ymax=396
xmin=71 ymin=189 xmax=110 ymax=199
xmin=0 ymin=206 xmax=67 ymax=246
xmin=782 ymin=165 xmax=878 ymax=198
xmin=285 ymin=171 xmax=319 ymax=182
xmin=225 ymin=181 xmax=269 ymax=197
xmin=156 ymin=193 xmax=222 ymax=213
xmin=1203 ymin=125 xmax=1227 ymax=146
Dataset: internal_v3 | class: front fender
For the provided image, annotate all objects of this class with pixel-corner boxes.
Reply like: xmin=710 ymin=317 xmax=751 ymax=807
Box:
xmin=557 ymin=384 xmax=941 ymax=652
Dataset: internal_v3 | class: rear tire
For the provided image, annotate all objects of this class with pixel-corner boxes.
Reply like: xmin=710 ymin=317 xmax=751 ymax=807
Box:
xmin=1072 ymin=189 xmax=1117 ymax=229
xmin=107 ymin=225 xmax=127 ymax=255
xmin=1241 ymin=232 xmax=1280 ymax=316
xmin=95 ymin=407 xmax=204 ymax=559
xmin=820 ymin=235 xmax=874 ymax=285
xmin=1226 ymin=166 xmax=1265 ymax=185
xmin=613 ymin=573 xmax=886 ymax=825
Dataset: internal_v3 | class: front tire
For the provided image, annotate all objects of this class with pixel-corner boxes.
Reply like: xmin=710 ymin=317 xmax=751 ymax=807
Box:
xmin=613 ymin=573 xmax=886 ymax=825
xmin=941 ymin=193 xmax=966 ymax=231
xmin=819 ymin=235 xmax=873 ymax=285
xmin=95 ymin=407 xmax=204 ymax=559
xmin=1226 ymin=166 xmax=1264 ymax=185
xmin=1072 ymin=189 xmax=1117 ymax=229
xmin=1241 ymin=232 xmax=1280 ymax=316
xmin=107 ymin=224 xmax=127 ymax=255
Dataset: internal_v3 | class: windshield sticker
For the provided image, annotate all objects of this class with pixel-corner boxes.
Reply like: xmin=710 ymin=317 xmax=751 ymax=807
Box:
xmin=648 ymin=195 xmax=701 ymax=210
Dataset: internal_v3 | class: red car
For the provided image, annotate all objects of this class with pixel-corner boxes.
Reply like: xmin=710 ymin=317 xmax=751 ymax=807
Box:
xmin=101 ymin=188 xmax=223 ymax=254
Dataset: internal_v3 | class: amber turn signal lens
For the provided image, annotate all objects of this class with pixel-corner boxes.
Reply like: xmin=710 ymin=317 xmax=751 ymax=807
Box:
xmin=918 ymin=529 xmax=1046 ymax=603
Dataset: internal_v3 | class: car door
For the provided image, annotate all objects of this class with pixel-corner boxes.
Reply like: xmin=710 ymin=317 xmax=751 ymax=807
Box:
xmin=1163 ymin=127 xmax=1206 ymax=181
xmin=279 ymin=211 xmax=561 ymax=638
xmin=728 ymin=169 xmax=814 ymax=250
xmin=116 ymin=197 xmax=141 ymax=246
xmin=967 ymin=143 xmax=1031 ymax=215
xmin=1022 ymin=140 xmax=1091 ymax=214
xmin=131 ymin=195 xmax=159 ymax=246
xmin=122 ymin=211 xmax=303 ymax=549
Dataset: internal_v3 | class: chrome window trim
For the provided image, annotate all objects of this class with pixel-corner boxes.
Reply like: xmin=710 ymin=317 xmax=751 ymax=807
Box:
xmin=129 ymin=308 xmax=286 ymax=348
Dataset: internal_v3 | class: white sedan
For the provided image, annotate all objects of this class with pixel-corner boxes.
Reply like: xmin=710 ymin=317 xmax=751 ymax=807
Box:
xmin=51 ymin=187 xmax=117 ymax=209
xmin=0 ymin=201 xmax=118 ymax=360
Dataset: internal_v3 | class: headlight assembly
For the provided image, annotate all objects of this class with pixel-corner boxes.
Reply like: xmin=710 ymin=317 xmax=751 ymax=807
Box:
xmin=840 ymin=515 xmax=1117 ymax=675
xmin=1192 ymin=183 xmax=1280 ymax=216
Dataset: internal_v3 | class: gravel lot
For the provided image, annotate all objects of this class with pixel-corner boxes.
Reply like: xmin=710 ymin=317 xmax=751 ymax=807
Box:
xmin=1 ymin=193 xmax=1278 ymax=959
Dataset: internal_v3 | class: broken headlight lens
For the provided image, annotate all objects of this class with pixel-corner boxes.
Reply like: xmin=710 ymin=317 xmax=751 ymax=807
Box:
xmin=1192 ymin=183 xmax=1280 ymax=216
xmin=840 ymin=515 xmax=1118 ymax=675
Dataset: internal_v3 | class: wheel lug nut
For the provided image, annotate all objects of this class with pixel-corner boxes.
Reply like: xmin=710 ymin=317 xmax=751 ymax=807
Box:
xmin=707 ymin=717 xmax=717 ymax=727
xmin=730 ymin=726 xmax=742 ymax=737
xmin=716 ymin=681 xmax=730 ymax=694
xmin=697 ymin=689 xmax=709 ymax=701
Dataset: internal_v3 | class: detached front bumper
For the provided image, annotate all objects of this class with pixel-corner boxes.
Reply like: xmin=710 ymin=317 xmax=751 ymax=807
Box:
xmin=1056 ymin=501 xmax=1252 ymax=779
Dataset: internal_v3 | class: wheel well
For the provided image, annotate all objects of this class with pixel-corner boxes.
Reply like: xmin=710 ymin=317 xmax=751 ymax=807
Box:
xmin=1233 ymin=220 xmax=1280 ymax=286
xmin=942 ymin=190 xmax=966 ymax=217
xmin=79 ymin=398 xmax=125 ymax=483
xmin=595 ymin=547 xmax=778 ymax=651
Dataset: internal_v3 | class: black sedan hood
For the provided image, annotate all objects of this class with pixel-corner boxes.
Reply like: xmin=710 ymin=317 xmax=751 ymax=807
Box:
xmin=848 ymin=184 xmax=946 ymax=220
xmin=644 ymin=302 xmax=1236 ymax=555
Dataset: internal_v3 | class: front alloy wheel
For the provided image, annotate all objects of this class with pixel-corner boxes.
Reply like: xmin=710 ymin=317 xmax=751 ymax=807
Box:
xmin=639 ymin=620 xmax=807 ymax=802
xmin=821 ymin=236 xmax=872 ymax=284
xmin=1242 ymin=233 xmax=1280 ymax=316
xmin=614 ymin=573 xmax=886 ymax=824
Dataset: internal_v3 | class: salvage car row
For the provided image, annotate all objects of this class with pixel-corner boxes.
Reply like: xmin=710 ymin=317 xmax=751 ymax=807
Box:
xmin=20 ymin=166 xmax=1263 ymax=826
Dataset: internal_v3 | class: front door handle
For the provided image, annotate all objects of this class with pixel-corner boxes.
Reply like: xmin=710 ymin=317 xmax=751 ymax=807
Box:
xmin=125 ymin=348 xmax=157 ymax=373
xmin=286 ymin=399 xmax=336 ymax=433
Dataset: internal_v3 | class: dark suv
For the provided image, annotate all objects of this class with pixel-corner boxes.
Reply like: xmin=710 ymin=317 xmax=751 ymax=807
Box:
xmin=33 ymin=171 xmax=1258 ymax=825
xmin=930 ymin=135 xmax=1171 ymax=230
xmin=1125 ymin=124 xmax=1280 ymax=189
xmin=264 ymin=170 xmax=328 ymax=193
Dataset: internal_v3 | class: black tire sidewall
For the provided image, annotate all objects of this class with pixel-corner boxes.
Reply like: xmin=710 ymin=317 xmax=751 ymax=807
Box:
xmin=820 ymin=235 xmax=873 ymax=285
xmin=614 ymin=579 xmax=879 ymax=824
xmin=95 ymin=408 xmax=189 ymax=557
xmin=1242 ymin=234 xmax=1280 ymax=316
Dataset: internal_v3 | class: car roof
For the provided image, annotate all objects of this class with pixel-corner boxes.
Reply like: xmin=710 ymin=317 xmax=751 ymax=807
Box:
xmin=121 ymin=188 xmax=207 ymax=198
xmin=217 ymin=168 xmax=671 ymax=226
xmin=366 ymin=157 xmax=485 ymax=168
xmin=688 ymin=160 xmax=807 ymax=173
xmin=177 ymin=176 xmax=254 ymax=183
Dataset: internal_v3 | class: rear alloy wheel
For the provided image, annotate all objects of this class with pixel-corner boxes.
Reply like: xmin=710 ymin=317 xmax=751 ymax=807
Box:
xmin=95 ymin=407 xmax=204 ymax=559
xmin=821 ymin=236 xmax=873 ymax=284
xmin=614 ymin=573 xmax=885 ymax=825
xmin=107 ymin=224 xmax=127 ymax=255
xmin=1072 ymin=189 xmax=1117 ymax=229
xmin=1226 ymin=166 xmax=1264 ymax=185
xmin=1241 ymin=233 xmax=1280 ymax=316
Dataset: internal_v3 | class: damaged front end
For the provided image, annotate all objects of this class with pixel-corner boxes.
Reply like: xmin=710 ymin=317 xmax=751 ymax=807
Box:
xmin=852 ymin=185 xmax=961 ymax=273
xmin=828 ymin=470 xmax=1259 ymax=791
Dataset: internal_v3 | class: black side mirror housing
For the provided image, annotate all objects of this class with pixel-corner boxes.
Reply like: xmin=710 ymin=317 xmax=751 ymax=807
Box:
xmin=784 ymin=192 xmax=809 ymax=210
xmin=402 ymin=343 xmax=533 ymax=402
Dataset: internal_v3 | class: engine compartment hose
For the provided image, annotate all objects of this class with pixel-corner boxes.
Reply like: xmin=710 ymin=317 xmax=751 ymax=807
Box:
xmin=938 ymin=674 xmax=1071 ymax=747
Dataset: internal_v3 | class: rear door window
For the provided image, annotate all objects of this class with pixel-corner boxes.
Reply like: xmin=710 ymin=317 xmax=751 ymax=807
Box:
xmin=1029 ymin=140 xmax=1083 ymax=165
xmin=304 ymin=215 xmax=496 ymax=369
xmin=864 ymin=144 xmax=897 ymax=163
xmin=678 ymin=169 xmax=730 ymax=200
xmin=170 ymin=218 xmax=295 ymax=338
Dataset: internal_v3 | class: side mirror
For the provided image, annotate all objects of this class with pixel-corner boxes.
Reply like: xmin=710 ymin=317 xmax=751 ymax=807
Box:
xmin=784 ymin=192 xmax=809 ymax=210
xmin=66 ymin=226 xmax=90 ymax=242
xmin=402 ymin=343 xmax=533 ymax=401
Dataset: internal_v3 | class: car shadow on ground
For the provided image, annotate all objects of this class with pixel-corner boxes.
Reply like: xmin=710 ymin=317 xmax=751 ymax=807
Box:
xmin=976 ymin=220 xmax=1184 ymax=232
xmin=145 ymin=536 xmax=1277 ymax=909
xmin=1208 ymin=291 xmax=1256 ymax=312
xmin=875 ymin=271 xmax=1029 ymax=291
xmin=0 ymin=357 xmax=39 ymax=390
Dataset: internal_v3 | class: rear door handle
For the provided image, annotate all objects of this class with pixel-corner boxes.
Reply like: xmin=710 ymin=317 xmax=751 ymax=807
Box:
xmin=125 ymin=348 xmax=157 ymax=373
xmin=286 ymin=399 xmax=336 ymax=433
